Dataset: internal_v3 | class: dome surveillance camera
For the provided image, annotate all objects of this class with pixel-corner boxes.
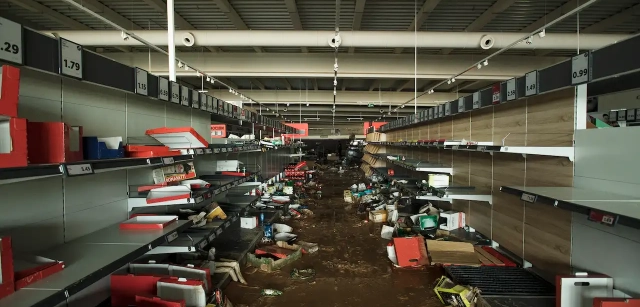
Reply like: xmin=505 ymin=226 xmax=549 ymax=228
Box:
xmin=121 ymin=31 xmax=130 ymax=41
xmin=380 ymin=109 xmax=384 ymax=113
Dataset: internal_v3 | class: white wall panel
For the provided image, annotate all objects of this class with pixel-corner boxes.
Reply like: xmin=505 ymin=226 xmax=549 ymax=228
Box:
xmin=127 ymin=112 xmax=165 ymax=137
xmin=17 ymin=70 xmax=62 ymax=121
xmin=64 ymin=199 xmax=128 ymax=242
xmin=0 ymin=177 xmax=63 ymax=228
xmin=63 ymin=103 xmax=127 ymax=138
xmin=61 ymin=78 xmax=126 ymax=111
xmin=64 ymin=171 xmax=127 ymax=214
xmin=166 ymin=103 xmax=192 ymax=123
xmin=1 ymin=216 xmax=64 ymax=253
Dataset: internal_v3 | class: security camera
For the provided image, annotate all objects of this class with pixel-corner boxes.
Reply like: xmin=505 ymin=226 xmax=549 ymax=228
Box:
xmin=526 ymin=36 xmax=533 ymax=44
xmin=380 ymin=109 xmax=384 ymax=113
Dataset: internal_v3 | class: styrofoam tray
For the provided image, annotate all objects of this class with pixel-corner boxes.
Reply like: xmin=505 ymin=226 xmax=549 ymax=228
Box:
xmin=120 ymin=215 xmax=178 ymax=230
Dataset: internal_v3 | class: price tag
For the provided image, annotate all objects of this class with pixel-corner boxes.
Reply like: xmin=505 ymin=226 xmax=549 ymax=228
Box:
xmin=59 ymin=38 xmax=83 ymax=79
xmin=215 ymin=228 xmax=223 ymax=235
xmin=525 ymin=70 xmax=538 ymax=96
xmin=472 ymin=92 xmax=480 ymax=109
xmin=438 ymin=105 xmax=444 ymax=117
xmin=492 ymin=84 xmax=500 ymax=104
xmin=158 ymin=77 xmax=169 ymax=101
xmin=200 ymin=93 xmax=207 ymax=110
xmin=162 ymin=157 xmax=175 ymax=165
xmin=180 ymin=86 xmax=189 ymax=106
xmin=0 ymin=17 xmax=23 ymax=64
xmin=198 ymin=240 xmax=207 ymax=250
xmin=571 ymin=52 xmax=590 ymax=85
xmin=232 ymin=215 xmax=238 ymax=222
xmin=166 ymin=231 xmax=178 ymax=243
xmin=191 ymin=89 xmax=199 ymax=109
xmin=477 ymin=146 xmax=486 ymax=152
xmin=195 ymin=149 xmax=204 ymax=155
xmin=170 ymin=82 xmax=180 ymax=103
xmin=588 ymin=210 xmax=618 ymax=226
xmin=506 ymin=78 xmax=516 ymax=101
xmin=66 ymin=163 xmax=93 ymax=176
xmin=444 ymin=102 xmax=451 ymax=116
xmin=209 ymin=233 xmax=216 ymax=241
xmin=520 ymin=192 xmax=537 ymax=203
xmin=135 ymin=67 xmax=148 ymax=96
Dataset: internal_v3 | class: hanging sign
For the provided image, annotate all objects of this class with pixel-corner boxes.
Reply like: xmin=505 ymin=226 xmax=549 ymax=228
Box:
xmin=571 ymin=52 xmax=590 ymax=85
xmin=180 ymin=85 xmax=189 ymax=106
xmin=492 ymin=84 xmax=500 ymax=104
xmin=200 ymin=93 xmax=207 ymax=110
xmin=0 ymin=17 xmax=23 ymax=64
xmin=158 ymin=77 xmax=169 ymax=101
xmin=506 ymin=78 xmax=516 ymax=101
xmin=458 ymin=97 xmax=465 ymax=112
xmin=525 ymin=70 xmax=538 ymax=96
xmin=473 ymin=92 xmax=480 ymax=109
xmin=444 ymin=102 xmax=451 ymax=116
xmin=170 ymin=82 xmax=180 ymax=103
xmin=191 ymin=89 xmax=199 ymax=109
xmin=59 ymin=38 xmax=83 ymax=79
xmin=135 ymin=67 xmax=148 ymax=96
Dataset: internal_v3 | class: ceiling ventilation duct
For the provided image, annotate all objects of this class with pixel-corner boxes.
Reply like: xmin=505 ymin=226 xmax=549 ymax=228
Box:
xmin=182 ymin=32 xmax=195 ymax=47
xmin=480 ymin=35 xmax=494 ymax=50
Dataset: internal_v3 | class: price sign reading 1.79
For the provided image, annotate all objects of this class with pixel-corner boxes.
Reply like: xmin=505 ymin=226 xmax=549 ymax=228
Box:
xmin=59 ymin=38 xmax=83 ymax=79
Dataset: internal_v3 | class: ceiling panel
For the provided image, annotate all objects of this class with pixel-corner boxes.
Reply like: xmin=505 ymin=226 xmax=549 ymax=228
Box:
xmin=422 ymin=0 xmax=493 ymax=31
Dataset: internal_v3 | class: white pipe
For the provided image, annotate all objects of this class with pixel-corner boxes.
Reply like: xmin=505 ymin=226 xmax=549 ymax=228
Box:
xmin=167 ymin=0 xmax=176 ymax=81
xmin=44 ymin=30 xmax=628 ymax=50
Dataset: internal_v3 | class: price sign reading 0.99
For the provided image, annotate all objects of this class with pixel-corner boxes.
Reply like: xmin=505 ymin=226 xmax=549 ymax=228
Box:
xmin=135 ymin=67 xmax=148 ymax=96
xmin=59 ymin=38 xmax=83 ymax=79
xmin=571 ymin=52 xmax=590 ymax=85
xmin=158 ymin=77 xmax=169 ymax=101
xmin=170 ymin=82 xmax=180 ymax=104
xmin=0 ymin=17 xmax=24 ymax=64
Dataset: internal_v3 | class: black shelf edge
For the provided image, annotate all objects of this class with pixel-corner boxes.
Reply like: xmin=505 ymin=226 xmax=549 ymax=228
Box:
xmin=0 ymin=164 xmax=63 ymax=181
xmin=499 ymin=186 xmax=640 ymax=230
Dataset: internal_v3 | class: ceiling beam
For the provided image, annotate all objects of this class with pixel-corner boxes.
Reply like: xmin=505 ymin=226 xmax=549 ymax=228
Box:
xmin=0 ymin=11 xmax=42 ymax=29
xmin=212 ymin=0 xmax=263 ymax=53
xmin=394 ymin=0 xmax=442 ymax=54
xmin=283 ymin=0 xmax=308 ymax=53
xmin=313 ymin=79 xmax=319 ymax=91
xmin=70 ymin=0 xmax=142 ymax=30
xmin=369 ymin=80 xmax=380 ymax=91
xmin=8 ymin=0 xmax=90 ymax=29
xmin=216 ymin=77 xmax=238 ymax=89
xmin=396 ymin=79 xmax=414 ymax=92
xmin=140 ymin=0 xmax=221 ymax=53
xmin=348 ymin=0 xmax=367 ymax=54
xmin=250 ymin=78 xmax=265 ymax=90
xmin=282 ymin=78 xmax=292 ymax=90
xmin=582 ymin=3 xmax=640 ymax=33
xmin=522 ymin=0 xmax=579 ymax=33
xmin=341 ymin=81 xmax=347 ymax=91
xmin=464 ymin=0 xmax=515 ymax=31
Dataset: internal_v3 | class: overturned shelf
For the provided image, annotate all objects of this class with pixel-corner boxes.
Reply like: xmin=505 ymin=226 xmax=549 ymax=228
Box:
xmin=0 ymin=220 xmax=192 ymax=307
xmin=500 ymin=186 xmax=640 ymax=229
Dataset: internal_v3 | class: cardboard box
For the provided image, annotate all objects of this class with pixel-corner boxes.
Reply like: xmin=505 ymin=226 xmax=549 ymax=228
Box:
xmin=440 ymin=211 xmax=466 ymax=230
xmin=0 ymin=117 xmax=27 ymax=168
xmin=369 ymin=210 xmax=388 ymax=223
xmin=434 ymin=276 xmax=480 ymax=307
xmin=27 ymin=122 xmax=83 ymax=163
xmin=240 ymin=216 xmax=258 ymax=229
xmin=0 ymin=65 xmax=20 ymax=118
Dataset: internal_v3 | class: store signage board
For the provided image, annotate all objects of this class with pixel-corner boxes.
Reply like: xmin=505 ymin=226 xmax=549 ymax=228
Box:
xmin=506 ymin=78 xmax=516 ymax=101
xmin=571 ymin=52 xmax=590 ymax=85
xmin=525 ymin=70 xmax=538 ymax=96
xmin=492 ymin=84 xmax=500 ymax=104
xmin=180 ymin=85 xmax=189 ymax=106
xmin=191 ymin=89 xmax=199 ymax=109
xmin=472 ymin=92 xmax=480 ymax=109
xmin=617 ymin=110 xmax=626 ymax=122
xmin=0 ymin=17 xmax=24 ymax=64
xmin=170 ymin=82 xmax=180 ymax=103
xmin=66 ymin=164 xmax=94 ymax=176
xmin=200 ymin=93 xmax=207 ymax=110
xmin=444 ymin=102 xmax=451 ymax=116
xmin=158 ymin=77 xmax=169 ymax=101
xmin=458 ymin=98 xmax=465 ymax=112
xmin=59 ymin=38 xmax=83 ymax=79
xmin=134 ymin=67 xmax=148 ymax=96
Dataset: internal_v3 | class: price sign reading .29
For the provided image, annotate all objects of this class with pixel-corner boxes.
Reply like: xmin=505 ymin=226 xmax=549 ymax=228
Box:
xmin=60 ymin=38 xmax=83 ymax=79
xmin=0 ymin=17 xmax=24 ymax=64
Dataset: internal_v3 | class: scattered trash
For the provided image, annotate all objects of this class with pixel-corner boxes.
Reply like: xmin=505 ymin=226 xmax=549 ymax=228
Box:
xmin=247 ymin=247 xmax=302 ymax=272
xmin=277 ymin=241 xmax=319 ymax=254
xmin=380 ymin=225 xmax=394 ymax=240
xmin=434 ymin=276 xmax=480 ymax=307
xmin=261 ymin=289 xmax=283 ymax=297
xmin=290 ymin=268 xmax=316 ymax=280
xmin=274 ymin=232 xmax=297 ymax=242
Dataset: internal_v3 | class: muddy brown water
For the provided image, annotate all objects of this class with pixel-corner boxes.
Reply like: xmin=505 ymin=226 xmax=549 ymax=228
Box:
xmin=226 ymin=169 xmax=444 ymax=307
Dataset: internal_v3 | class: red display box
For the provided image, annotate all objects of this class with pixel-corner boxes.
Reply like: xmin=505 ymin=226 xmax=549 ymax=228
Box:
xmin=125 ymin=145 xmax=182 ymax=158
xmin=0 ymin=237 xmax=14 ymax=300
xmin=111 ymin=274 xmax=163 ymax=307
xmin=0 ymin=117 xmax=28 ymax=168
xmin=27 ymin=122 xmax=83 ymax=164
xmin=135 ymin=296 xmax=185 ymax=307
xmin=594 ymin=298 xmax=640 ymax=307
xmin=14 ymin=257 xmax=65 ymax=290
xmin=0 ymin=65 xmax=20 ymax=118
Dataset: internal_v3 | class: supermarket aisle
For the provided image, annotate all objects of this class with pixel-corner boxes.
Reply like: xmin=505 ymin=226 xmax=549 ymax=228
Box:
xmin=225 ymin=170 xmax=442 ymax=307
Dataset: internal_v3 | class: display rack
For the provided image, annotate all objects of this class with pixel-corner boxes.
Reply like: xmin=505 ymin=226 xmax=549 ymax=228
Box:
xmin=500 ymin=186 xmax=640 ymax=230
xmin=0 ymin=221 xmax=192 ymax=307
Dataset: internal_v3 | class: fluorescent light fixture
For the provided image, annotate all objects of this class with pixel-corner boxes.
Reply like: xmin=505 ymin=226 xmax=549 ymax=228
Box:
xmin=198 ymin=90 xmax=208 ymax=93
xmin=304 ymin=117 xmax=320 ymax=121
